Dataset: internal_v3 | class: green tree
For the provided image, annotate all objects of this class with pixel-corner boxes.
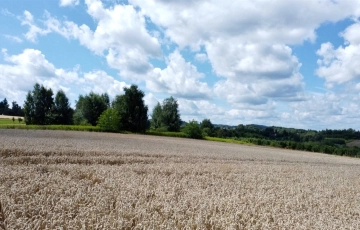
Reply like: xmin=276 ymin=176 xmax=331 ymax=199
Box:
xmin=200 ymin=118 xmax=214 ymax=136
xmin=0 ymin=98 xmax=10 ymax=115
xmin=24 ymin=83 xmax=54 ymax=125
xmin=97 ymin=108 xmax=121 ymax=132
xmin=11 ymin=101 xmax=24 ymax=116
xmin=151 ymin=102 xmax=163 ymax=130
xmin=113 ymin=85 xmax=148 ymax=132
xmin=161 ymin=96 xmax=181 ymax=132
xmin=183 ymin=120 xmax=203 ymax=139
xmin=74 ymin=92 xmax=108 ymax=126
xmin=53 ymin=90 xmax=73 ymax=125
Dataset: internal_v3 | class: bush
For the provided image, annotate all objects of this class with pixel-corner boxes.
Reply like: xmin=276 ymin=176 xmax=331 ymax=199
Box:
xmin=97 ymin=108 xmax=121 ymax=132
xmin=183 ymin=120 xmax=203 ymax=139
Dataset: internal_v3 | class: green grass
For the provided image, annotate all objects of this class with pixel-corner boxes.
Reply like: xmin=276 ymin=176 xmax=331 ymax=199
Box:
xmin=0 ymin=124 xmax=101 ymax=132
xmin=0 ymin=118 xmax=24 ymax=125
xmin=145 ymin=130 xmax=188 ymax=138
xmin=204 ymin=136 xmax=253 ymax=145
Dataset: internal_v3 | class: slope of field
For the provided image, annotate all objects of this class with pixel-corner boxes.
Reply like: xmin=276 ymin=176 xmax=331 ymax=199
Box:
xmin=1 ymin=129 xmax=360 ymax=229
xmin=347 ymin=140 xmax=360 ymax=147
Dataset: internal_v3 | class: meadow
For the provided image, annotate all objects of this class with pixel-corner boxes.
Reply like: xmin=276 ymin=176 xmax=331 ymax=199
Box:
xmin=1 ymin=129 xmax=360 ymax=229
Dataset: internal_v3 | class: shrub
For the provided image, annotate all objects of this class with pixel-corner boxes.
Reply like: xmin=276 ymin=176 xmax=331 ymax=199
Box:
xmin=183 ymin=120 xmax=203 ymax=139
xmin=97 ymin=108 xmax=121 ymax=132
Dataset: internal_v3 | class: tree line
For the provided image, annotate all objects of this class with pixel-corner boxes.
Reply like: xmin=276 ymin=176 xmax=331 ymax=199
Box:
xmin=200 ymin=122 xmax=360 ymax=157
xmin=0 ymin=98 xmax=24 ymax=117
xmin=21 ymin=83 xmax=186 ymax=134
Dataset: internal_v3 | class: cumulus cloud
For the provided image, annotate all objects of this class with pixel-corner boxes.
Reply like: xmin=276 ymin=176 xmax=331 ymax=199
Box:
xmin=286 ymin=91 xmax=360 ymax=129
xmin=59 ymin=0 xmax=80 ymax=7
xmin=316 ymin=21 xmax=360 ymax=86
xmin=0 ymin=49 xmax=128 ymax=106
xmin=178 ymin=99 xmax=225 ymax=122
xmin=212 ymin=43 xmax=305 ymax=105
xmin=21 ymin=0 xmax=161 ymax=80
xmin=82 ymin=71 xmax=128 ymax=98
xmin=0 ymin=49 xmax=78 ymax=104
xmin=130 ymin=0 xmax=360 ymax=48
xmin=146 ymin=51 xmax=211 ymax=100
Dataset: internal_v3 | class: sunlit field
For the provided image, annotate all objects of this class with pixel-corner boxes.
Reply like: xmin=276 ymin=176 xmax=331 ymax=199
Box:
xmin=1 ymin=129 xmax=360 ymax=229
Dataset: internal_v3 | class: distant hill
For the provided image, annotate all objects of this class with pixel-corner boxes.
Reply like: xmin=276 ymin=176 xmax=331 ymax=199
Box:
xmin=213 ymin=123 xmax=267 ymax=130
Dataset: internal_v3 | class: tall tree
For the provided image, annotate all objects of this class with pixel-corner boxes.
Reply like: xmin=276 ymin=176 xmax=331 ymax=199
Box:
xmin=161 ymin=96 xmax=181 ymax=132
xmin=200 ymin=118 xmax=214 ymax=136
xmin=24 ymin=83 xmax=54 ymax=125
xmin=53 ymin=90 xmax=73 ymax=125
xmin=113 ymin=85 xmax=148 ymax=132
xmin=151 ymin=102 xmax=163 ymax=130
xmin=0 ymin=98 xmax=10 ymax=115
xmin=11 ymin=101 xmax=24 ymax=116
xmin=74 ymin=92 xmax=108 ymax=126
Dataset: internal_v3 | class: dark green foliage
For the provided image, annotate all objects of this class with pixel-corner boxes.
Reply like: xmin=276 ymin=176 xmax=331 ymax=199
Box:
xmin=24 ymin=83 xmax=54 ymax=125
xmin=11 ymin=101 xmax=24 ymax=116
xmin=151 ymin=102 xmax=163 ymax=130
xmin=53 ymin=90 xmax=73 ymax=125
xmin=0 ymin=98 xmax=10 ymax=115
xmin=97 ymin=108 xmax=121 ymax=132
xmin=183 ymin=120 xmax=203 ymax=139
xmin=113 ymin=85 xmax=148 ymax=133
xmin=74 ymin=92 xmax=109 ymax=126
xmin=161 ymin=96 xmax=181 ymax=132
xmin=200 ymin=118 xmax=214 ymax=136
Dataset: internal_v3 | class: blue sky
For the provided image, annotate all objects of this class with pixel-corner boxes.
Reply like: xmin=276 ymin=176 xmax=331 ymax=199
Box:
xmin=1 ymin=0 xmax=360 ymax=130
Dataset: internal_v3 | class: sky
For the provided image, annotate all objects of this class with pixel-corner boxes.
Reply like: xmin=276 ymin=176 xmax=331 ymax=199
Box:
xmin=1 ymin=0 xmax=360 ymax=130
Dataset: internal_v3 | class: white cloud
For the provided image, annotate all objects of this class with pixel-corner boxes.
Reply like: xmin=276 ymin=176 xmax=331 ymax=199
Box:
xmin=0 ymin=49 xmax=130 ymax=106
xmin=144 ymin=93 xmax=159 ymax=115
xmin=0 ymin=49 xmax=79 ymax=105
xmin=178 ymin=99 xmax=225 ymax=122
xmin=147 ymin=50 xmax=211 ymax=100
xmin=207 ymin=42 xmax=301 ymax=79
xmin=20 ymin=11 xmax=49 ymax=42
xmin=131 ymin=0 xmax=360 ymax=48
xmin=286 ymin=92 xmax=358 ymax=129
xmin=4 ymin=35 xmax=23 ymax=43
xmin=212 ymin=43 xmax=305 ymax=105
xmin=195 ymin=53 xmax=207 ymax=62
xmin=26 ymin=0 xmax=162 ymax=80
xmin=59 ymin=0 xmax=80 ymax=7
xmin=316 ymin=21 xmax=360 ymax=86
xmin=82 ymin=70 xmax=128 ymax=98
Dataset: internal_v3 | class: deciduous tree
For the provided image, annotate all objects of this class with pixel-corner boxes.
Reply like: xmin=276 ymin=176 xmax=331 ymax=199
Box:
xmin=24 ymin=83 xmax=54 ymax=125
xmin=113 ymin=85 xmax=148 ymax=132
xmin=74 ymin=92 xmax=108 ymax=126
xmin=53 ymin=90 xmax=73 ymax=125
xmin=161 ymin=96 xmax=181 ymax=132
xmin=151 ymin=102 xmax=163 ymax=130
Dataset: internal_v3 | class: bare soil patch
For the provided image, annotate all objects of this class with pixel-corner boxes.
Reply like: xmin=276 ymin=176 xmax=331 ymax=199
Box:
xmin=1 ymin=129 xmax=360 ymax=229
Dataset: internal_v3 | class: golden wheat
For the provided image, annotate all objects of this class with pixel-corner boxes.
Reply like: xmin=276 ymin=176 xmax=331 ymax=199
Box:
xmin=0 ymin=129 xmax=360 ymax=229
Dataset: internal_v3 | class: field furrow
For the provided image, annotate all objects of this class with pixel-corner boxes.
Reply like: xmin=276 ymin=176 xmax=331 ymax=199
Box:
xmin=1 ymin=129 xmax=360 ymax=229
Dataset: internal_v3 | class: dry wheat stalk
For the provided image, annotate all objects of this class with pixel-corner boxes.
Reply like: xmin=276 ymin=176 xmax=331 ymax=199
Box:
xmin=0 ymin=129 xmax=360 ymax=229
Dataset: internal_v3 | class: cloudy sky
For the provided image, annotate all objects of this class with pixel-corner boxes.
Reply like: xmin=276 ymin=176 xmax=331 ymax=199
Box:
xmin=1 ymin=0 xmax=360 ymax=130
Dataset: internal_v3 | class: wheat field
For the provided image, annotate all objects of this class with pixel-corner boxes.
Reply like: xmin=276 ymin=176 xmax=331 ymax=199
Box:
xmin=0 ymin=129 xmax=360 ymax=229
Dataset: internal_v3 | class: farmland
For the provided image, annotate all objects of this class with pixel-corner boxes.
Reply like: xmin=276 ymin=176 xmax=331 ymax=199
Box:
xmin=1 ymin=130 xmax=360 ymax=229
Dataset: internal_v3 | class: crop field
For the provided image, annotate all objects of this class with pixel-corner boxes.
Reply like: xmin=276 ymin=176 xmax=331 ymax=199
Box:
xmin=1 ymin=130 xmax=360 ymax=229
